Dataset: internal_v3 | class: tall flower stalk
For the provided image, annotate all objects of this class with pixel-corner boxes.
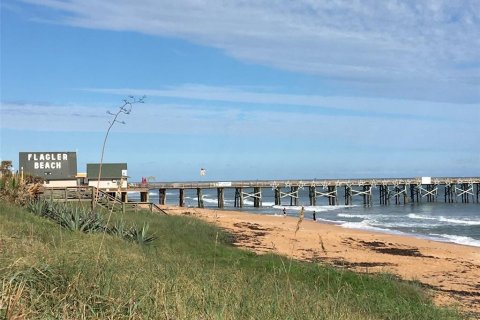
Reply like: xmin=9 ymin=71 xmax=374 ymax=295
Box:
xmin=93 ymin=96 xmax=145 ymax=210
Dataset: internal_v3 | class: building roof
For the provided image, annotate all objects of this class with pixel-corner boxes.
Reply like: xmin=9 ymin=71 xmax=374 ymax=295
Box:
xmin=87 ymin=163 xmax=127 ymax=179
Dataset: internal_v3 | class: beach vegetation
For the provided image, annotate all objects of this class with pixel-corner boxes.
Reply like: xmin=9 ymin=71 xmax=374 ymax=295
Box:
xmin=0 ymin=201 xmax=463 ymax=319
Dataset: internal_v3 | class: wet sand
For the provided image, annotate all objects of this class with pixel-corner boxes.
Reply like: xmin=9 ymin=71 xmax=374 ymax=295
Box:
xmin=161 ymin=206 xmax=480 ymax=315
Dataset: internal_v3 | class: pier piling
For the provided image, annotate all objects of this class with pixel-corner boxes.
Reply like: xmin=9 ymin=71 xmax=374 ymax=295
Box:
xmin=197 ymin=188 xmax=204 ymax=208
xmin=179 ymin=189 xmax=185 ymax=207
xmin=217 ymin=188 xmax=224 ymax=208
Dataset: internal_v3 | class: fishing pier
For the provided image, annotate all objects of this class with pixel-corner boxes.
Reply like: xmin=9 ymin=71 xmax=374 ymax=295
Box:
xmin=141 ymin=177 xmax=480 ymax=208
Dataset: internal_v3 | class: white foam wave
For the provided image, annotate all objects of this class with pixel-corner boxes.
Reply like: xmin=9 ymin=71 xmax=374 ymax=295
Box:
xmin=202 ymin=197 xmax=219 ymax=204
xmin=438 ymin=217 xmax=480 ymax=226
xmin=262 ymin=201 xmax=276 ymax=207
xmin=272 ymin=205 xmax=345 ymax=213
xmin=408 ymin=213 xmax=437 ymax=220
xmin=430 ymin=234 xmax=480 ymax=247
xmin=369 ymin=221 xmax=439 ymax=229
xmin=338 ymin=213 xmax=369 ymax=218
xmin=340 ymin=220 xmax=405 ymax=235
xmin=409 ymin=214 xmax=480 ymax=226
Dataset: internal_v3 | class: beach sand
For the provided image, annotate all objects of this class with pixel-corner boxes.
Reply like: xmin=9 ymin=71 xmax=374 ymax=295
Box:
xmin=161 ymin=206 xmax=480 ymax=315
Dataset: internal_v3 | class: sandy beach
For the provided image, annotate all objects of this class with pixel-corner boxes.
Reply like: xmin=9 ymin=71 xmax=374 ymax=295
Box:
xmin=161 ymin=206 xmax=480 ymax=315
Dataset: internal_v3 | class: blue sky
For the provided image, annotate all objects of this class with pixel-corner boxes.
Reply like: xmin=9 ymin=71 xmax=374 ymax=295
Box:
xmin=1 ymin=0 xmax=479 ymax=181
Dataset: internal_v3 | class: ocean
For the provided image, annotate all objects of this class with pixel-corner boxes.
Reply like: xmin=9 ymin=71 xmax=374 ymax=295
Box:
xmin=130 ymin=187 xmax=480 ymax=247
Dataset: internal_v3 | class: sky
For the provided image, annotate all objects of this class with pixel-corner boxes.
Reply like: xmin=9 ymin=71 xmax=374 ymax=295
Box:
xmin=1 ymin=0 xmax=479 ymax=181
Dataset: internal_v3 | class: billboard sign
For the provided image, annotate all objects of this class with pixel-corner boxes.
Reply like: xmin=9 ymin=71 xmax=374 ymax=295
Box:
xmin=19 ymin=152 xmax=77 ymax=180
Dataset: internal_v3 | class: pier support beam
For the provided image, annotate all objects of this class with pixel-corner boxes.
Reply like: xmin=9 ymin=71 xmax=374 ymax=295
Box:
xmin=312 ymin=186 xmax=337 ymax=205
xmin=253 ymin=187 xmax=262 ymax=207
xmin=275 ymin=187 xmax=281 ymax=205
xmin=121 ymin=192 xmax=128 ymax=203
xmin=444 ymin=185 xmax=454 ymax=203
xmin=328 ymin=186 xmax=338 ymax=205
xmin=455 ymin=183 xmax=474 ymax=203
xmin=197 ymin=188 xmax=204 ymax=208
xmin=415 ymin=184 xmax=437 ymax=202
xmin=409 ymin=185 xmax=416 ymax=203
xmin=379 ymin=185 xmax=387 ymax=205
xmin=345 ymin=186 xmax=352 ymax=205
xmin=141 ymin=191 xmax=149 ymax=203
xmin=309 ymin=186 xmax=316 ymax=206
xmin=476 ymin=184 xmax=480 ymax=203
xmin=276 ymin=187 xmax=299 ymax=206
xmin=179 ymin=189 xmax=185 ymax=207
xmin=290 ymin=186 xmax=299 ymax=206
xmin=217 ymin=188 xmax=225 ymax=208
xmin=234 ymin=187 xmax=243 ymax=208
xmin=159 ymin=189 xmax=166 ymax=205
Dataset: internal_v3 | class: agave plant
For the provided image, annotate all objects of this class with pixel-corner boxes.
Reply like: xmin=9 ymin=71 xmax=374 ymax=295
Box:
xmin=124 ymin=223 xmax=156 ymax=246
xmin=57 ymin=207 xmax=106 ymax=233
xmin=108 ymin=220 xmax=127 ymax=237
xmin=27 ymin=199 xmax=48 ymax=216
xmin=24 ymin=198 xmax=155 ymax=246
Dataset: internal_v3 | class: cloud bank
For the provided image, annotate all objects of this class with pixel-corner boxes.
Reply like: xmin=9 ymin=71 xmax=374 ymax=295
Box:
xmin=21 ymin=0 xmax=480 ymax=102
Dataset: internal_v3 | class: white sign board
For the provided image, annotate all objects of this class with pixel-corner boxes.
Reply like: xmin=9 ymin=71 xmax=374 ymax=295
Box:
xmin=421 ymin=177 xmax=432 ymax=184
xmin=121 ymin=169 xmax=128 ymax=177
xmin=216 ymin=182 xmax=232 ymax=187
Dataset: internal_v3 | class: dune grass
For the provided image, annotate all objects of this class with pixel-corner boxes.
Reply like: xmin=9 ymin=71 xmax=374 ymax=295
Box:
xmin=0 ymin=201 xmax=462 ymax=319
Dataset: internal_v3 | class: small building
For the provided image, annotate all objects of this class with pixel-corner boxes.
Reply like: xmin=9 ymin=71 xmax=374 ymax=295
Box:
xmin=87 ymin=163 xmax=128 ymax=190
xmin=76 ymin=172 xmax=87 ymax=186
xmin=19 ymin=152 xmax=78 ymax=187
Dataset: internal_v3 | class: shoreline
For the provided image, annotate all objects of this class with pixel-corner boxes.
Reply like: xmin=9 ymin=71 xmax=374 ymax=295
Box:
xmin=160 ymin=205 xmax=480 ymax=315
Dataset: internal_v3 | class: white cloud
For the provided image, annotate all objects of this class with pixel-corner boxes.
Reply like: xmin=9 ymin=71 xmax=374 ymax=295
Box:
xmin=20 ymin=0 xmax=480 ymax=102
xmin=83 ymin=84 xmax=480 ymax=124
xmin=2 ymin=96 xmax=479 ymax=152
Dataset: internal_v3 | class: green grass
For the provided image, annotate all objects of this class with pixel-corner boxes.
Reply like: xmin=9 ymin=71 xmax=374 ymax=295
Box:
xmin=0 ymin=201 xmax=463 ymax=319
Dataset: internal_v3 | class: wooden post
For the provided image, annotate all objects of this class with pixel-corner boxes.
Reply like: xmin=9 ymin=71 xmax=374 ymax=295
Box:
xmin=197 ymin=188 xmax=204 ymax=208
xmin=477 ymin=183 xmax=480 ymax=203
xmin=121 ymin=192 xmax=128 ymax=203
xmin=275 ymin=187 xmax=281 ymax=205
xmin=253 ymin=187 xmax=261 ymax=207
xmin=330 ymin=186 xmax=338 ymax=205
xmin=309 ymin=186 xmax=316 ymax=206
xmin=234 ymin=188 xmax=242 ymax=207
xmin=159 ymin=189 xmax=166 ymax=205
xmin=217 ymin=188 xmax=224 ymax=208
xmin=239 ymin=188 xmax=244 ymax=208
xmin=410 ymin=185 xmax=415 ymax=204
xmin=379 ymin=186 xmax=384 ymax=205
xmin=345 ymin=186 xmax=352 ymax=205
xmin=179 ymin=189 xmax=185 ymax=207
xmin=370 ymin=186 xmax=373 ymax=206
xmin=91 ymin=187 xmax=95 ymax=209
xmin=363 ymin=185 xmax=367 ymax=206
xmin=290 ymin=186 xmax=298 ymax=206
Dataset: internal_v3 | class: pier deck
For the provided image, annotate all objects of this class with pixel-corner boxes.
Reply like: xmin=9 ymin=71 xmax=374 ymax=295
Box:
xmin=133 ymin=177 xmax=480 ymax=208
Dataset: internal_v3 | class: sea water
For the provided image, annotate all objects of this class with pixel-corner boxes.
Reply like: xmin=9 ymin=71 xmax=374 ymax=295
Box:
xmin=131 ymin=187 xmax=480 ymax=247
